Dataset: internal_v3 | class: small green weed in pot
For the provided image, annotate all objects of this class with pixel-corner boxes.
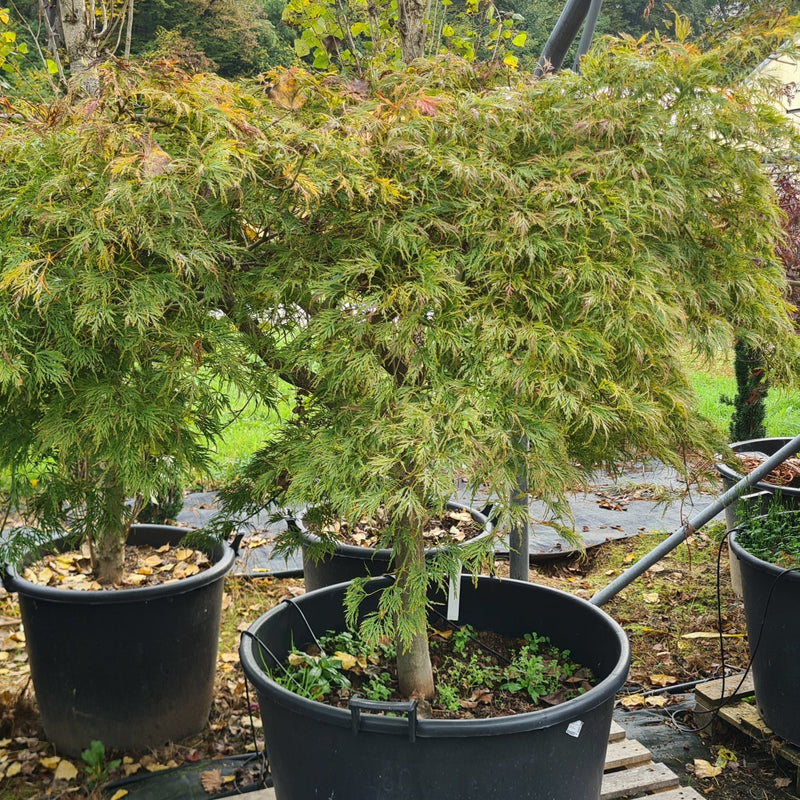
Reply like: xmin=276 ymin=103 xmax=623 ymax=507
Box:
xmin=737 ymin=498 xmax=800 ymax=568
xmin=269 ymin=624 xmax=595 ymax=718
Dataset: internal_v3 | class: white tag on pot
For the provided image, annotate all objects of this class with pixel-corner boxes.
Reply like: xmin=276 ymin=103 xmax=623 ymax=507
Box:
xmin=566 ymin=720 xmax=583 ymax=738
xmin=447 ymin=568 xmax=461 ymax=621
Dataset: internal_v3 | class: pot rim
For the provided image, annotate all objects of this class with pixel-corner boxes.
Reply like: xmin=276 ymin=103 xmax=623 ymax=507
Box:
xmin=716 ymin=437 xmax=800 ymax=497
xmin=2 ymin=523 xmax=236 ymax=605
xmin=240 ymin=575 xmax=630 ymax=739
xmin=299 ymin=501 xmax=494 ymax=560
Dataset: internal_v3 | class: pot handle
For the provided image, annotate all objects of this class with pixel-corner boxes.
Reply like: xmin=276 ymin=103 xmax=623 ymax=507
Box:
xmin=349 ymin=695 xmax=418 ymax=742
xmin=1 ymin=565 xmax=15 ymax=594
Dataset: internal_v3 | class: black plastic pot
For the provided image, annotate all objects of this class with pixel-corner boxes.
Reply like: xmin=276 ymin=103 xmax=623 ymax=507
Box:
xmin=240 ymin=575 xmax=630 ymax=800
xmin=2 ymin=524 xmax=235 ymax=756
xmin=716 ymin=437 xmax=800 ymax=530
xmin=300 ymin=502 xmax=493 ymax=591
xmin=729 ymin=524 xmax=800 ymax=746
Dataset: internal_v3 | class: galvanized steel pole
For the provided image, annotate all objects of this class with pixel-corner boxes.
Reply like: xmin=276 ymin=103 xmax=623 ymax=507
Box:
xmin=590 ymin=432 xmax=800 ymax=606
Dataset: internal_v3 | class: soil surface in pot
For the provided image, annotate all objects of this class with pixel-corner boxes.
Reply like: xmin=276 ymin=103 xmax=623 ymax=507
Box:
xmin=19 ymin=542 xmax=213 ymax=590
xmin=308 ymin=508 xmax=484 ymax=548
xmin=272 ymin=623 xmax=596 ymax=720
xmin=730 ymin=452 xmax=800 ymax=488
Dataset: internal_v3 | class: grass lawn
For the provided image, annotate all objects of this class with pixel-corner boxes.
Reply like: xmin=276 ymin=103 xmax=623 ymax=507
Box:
xmin=686 ymin=350 xmax=800 ymax=440
xmin=203 ymin=349 xmax=800 ymax=490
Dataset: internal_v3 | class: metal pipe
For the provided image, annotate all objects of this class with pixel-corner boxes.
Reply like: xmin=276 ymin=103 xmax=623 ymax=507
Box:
xmin=590 ymin=432 xmax=800 ymax=606
xmin=572 ymin=0 xmax=603 ymax=71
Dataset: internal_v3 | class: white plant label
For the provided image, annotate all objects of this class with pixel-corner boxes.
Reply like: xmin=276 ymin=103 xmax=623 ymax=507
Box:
xmin=447 ymin=568 xmax=461 ymax=620
xmin=566 ymin=720 xmax=584 ymax=738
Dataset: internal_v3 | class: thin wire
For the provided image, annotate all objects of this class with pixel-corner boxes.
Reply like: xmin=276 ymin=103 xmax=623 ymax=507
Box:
xmin=283 ymin=597 xmax=326 ymax=654
xmin=679 ymin=531 xmax=798 ymax=734
xmin=240 ymin=628 xmax=311 ymax=696
xmin=242 ymin=676 xmax=269 ymax=787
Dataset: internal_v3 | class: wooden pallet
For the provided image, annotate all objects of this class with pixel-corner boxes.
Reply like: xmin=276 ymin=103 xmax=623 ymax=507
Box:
xmin=695 ymin=675 xmax=800 ymax=793
xmin=245 ymin=720 xmax=702 ymax=800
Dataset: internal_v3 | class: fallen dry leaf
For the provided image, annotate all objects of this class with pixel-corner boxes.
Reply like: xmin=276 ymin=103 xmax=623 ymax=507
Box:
xmin=200 ymin=768 xmax=223 ymax=793
xmin=775 ymin=777 xmax=792 ymax=788
xmin=694 ymin=758 xmax=722 ymax=779
xmin=619 ymin=694 xmax=645 ymax=709
xmin=53 ymin=759 xmax=78 ymax=781
xmin=645 ymin=695 xmax=667 ymax=708
xmin=5 ymin=761 xmax=22 ymax=778
xmin=681 ymin=632 xmax=745 ymax=640
xmin=39 ymin=755 xmax=61 ymax=770
xmin=642 ymin=592 xmax=660 ymax=604
xmin=109 ymin=790 xmax=129 ymax=800
xmin=334 ymin=651 xmax=358 ymax=670
xmin=649 ymin=674 xmax=679 ymax=687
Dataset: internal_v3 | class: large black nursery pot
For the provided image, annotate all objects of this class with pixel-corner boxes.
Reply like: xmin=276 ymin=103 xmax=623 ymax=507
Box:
xmin=240 ymin=575 xmax=630 ymax=800
xmin=300 ymin=502 xmax=492 ymax=591
xmin=729 ymin=520 xmax=800 ymax=746
xmin=2 ymin=524 xmax=235 ymax=756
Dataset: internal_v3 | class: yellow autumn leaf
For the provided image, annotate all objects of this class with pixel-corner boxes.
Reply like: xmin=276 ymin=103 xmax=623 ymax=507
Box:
xmin=267 ymin=69 xmax=307 ymax=110
xmin=649 ymin=674 xmax=678 ymax=687
xmin=642 ymin=592 xmax=659 ymax=604
xmin=619 ymin=693 xmax=645 ymax=709
xmin=174 ymin=549 xmax=194 ymax=561
xmin=6 ymin=761 xmax=22 ymax=778
xmin=37 ymin=567 xmax=54 ymax=584
xmin=334 ymin=651 xmax=358 ymax=670
xmin=288 ymin=652 xmax=308 ymax=666
xmin=39 ymin=755 xmax=61 ymax=770
xmin=693 ymin=758 xmax=722 ymax=778
xmin=681 ymin=632 xmax=746 ymax=639
xmin=144 ymin=555 xmax=162 ymax=568
xmin=53 ymin=760 xmax=78 ymax=781
xmin=645 ymin=695 xmax=667 ymax=708
xmin=110 ymin=790 xmax=129 ymax=800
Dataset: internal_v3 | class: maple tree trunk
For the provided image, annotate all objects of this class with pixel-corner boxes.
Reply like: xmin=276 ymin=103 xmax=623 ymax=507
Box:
xmin=89 ymin=480 xmax=129 ymax=585
xmin=53 ymin=0 xmax=100 ymax=92
xmin=394 ymin=511 xmax=435 ymax=701
xmin=397 ymin=0 xmax=426 ymax=63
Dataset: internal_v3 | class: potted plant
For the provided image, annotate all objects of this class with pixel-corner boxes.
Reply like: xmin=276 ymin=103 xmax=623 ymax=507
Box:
xmin=219 ymin=12 xmax=800 ymax=797
xmin=717 ymin=437 xmax=800 ymax=524
xmin=292 ymin=502 xmax=494 ymax=591
xmin=729 ymin=506 xmax=800 ymax=746
xmin=0 ymin=61 xmax=278 ymax=755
